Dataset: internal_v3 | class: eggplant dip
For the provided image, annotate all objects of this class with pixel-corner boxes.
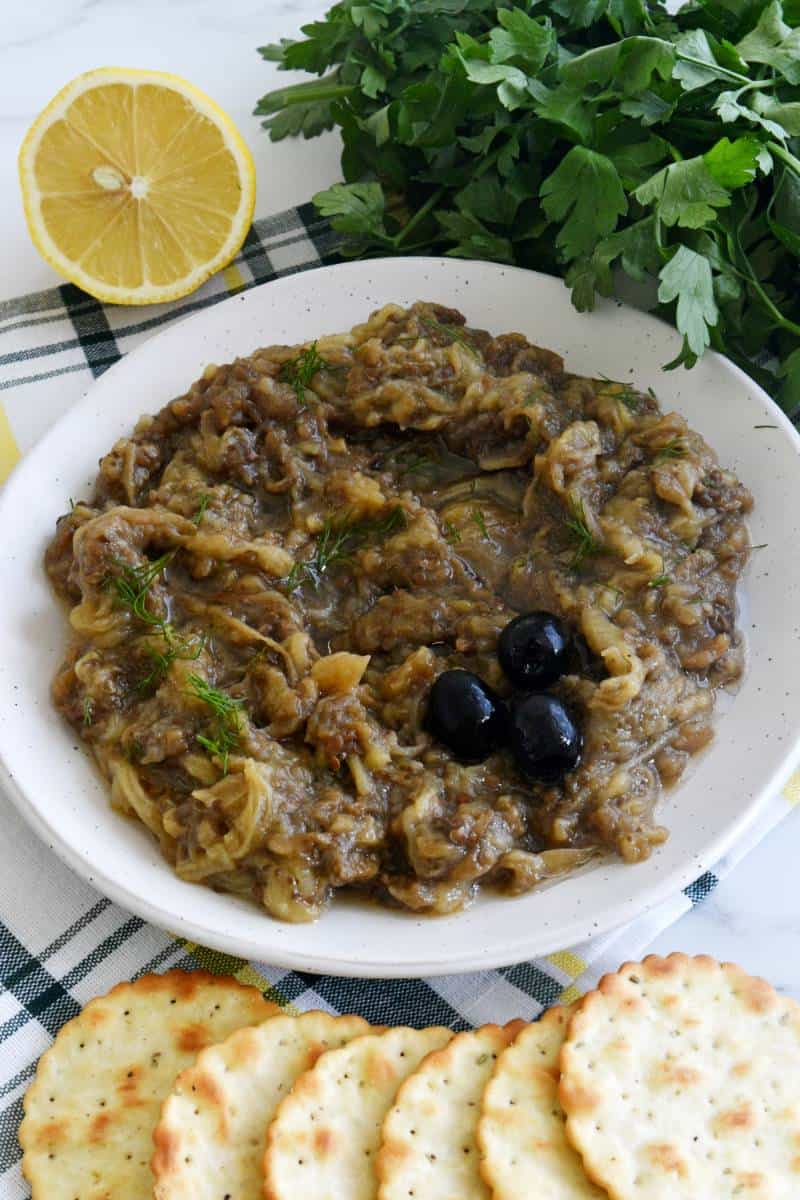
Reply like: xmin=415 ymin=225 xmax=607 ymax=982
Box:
xmin=45 ymin=302 xmax=752 ymax=922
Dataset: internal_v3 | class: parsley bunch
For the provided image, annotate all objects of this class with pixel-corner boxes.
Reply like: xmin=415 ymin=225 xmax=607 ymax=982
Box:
xmin=257 ymin=0 xmax=800 ymax=415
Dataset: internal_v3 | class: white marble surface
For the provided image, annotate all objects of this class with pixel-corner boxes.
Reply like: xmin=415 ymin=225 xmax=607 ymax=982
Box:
xmin=2 ymin=0 xmax=799 ymax=994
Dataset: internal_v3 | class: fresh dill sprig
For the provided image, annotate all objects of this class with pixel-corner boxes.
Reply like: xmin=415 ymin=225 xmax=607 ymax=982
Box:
xmin=648 ymin=573 xmax=672 ymax=589
xmin=654 ymin=437 xmax=687 ymax=462
xmin=82 ymin=696 xmax=94 ymax=727
xmin=471 ymin=507 xmax=489 ymax=539
xmin=280 ymin=341 xmax=329 ymax=406
xmin=109 ymin=551 xmax=174 ymax=626
xmin=565 ymin=495 xmax=604 ymax=569
xmin=599 ymin=376 xmax=639 ymax=412
xmin=286 ymin=506 xmax=407 ymax=591
xmin=419 ymin=315 xmax=480 ymax=359
xmin=443 ymin=519 xmax=461 ymax=545
xmin=138 ymin=627 xmax=206 ymax=693
xmin=187 ymin=674 xmax=245 ymax=774
xmin=375 ymin=442 xmax=440 ymax=482
xmin=191 ymin=494 xmax=210 ymax=526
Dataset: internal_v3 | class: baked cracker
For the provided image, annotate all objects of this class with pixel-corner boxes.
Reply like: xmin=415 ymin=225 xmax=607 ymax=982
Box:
xmin=560 ymin=953 xmax=800 ymax=1199
xmin=264 ymin=1025 xmax=452 ymax=1200
xmin=377 ymin=1021 xmax=524 ymax=1200
xmin=20 ymin=969 xmax=277 ymax=1200
xmin=152 ymin=1011 xmax=370 ymax=1199
xmin=477 ymin=1006 xmax=604 ymax=1200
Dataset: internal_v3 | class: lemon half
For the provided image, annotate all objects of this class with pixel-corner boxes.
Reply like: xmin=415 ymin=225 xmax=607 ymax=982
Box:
xmin=18 ymin=68 xmax=256 ymax=305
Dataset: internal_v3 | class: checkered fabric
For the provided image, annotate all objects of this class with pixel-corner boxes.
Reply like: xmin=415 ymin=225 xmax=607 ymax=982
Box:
xmin=1 ymin=203 xmax=798 ymax=1198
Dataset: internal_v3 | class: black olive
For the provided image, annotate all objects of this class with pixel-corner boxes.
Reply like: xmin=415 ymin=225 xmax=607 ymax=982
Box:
xmin=498 ymin=612 xmax=571 ymax=689
xmin=425 ymin=669 xmax=507 ymax=763
xmin=509 ymin=693 xmax=582 ymax=782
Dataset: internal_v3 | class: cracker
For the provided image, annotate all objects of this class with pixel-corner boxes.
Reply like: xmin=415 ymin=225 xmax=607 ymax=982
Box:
xmin=264 ymin=1025 xmax=452 ymax=1200
xmin=376 ymin=1021 xmax=524 ymax=1200
xmin=152 ymin=1011 xmax=370 ymax=1199
xmin=477 ymin=1006 xmax=604 ymax=1200
xmin=20 ymin=969 xmax=277 ymax=1200
xmin=560 ymin=953 xmax=800 ymax=1199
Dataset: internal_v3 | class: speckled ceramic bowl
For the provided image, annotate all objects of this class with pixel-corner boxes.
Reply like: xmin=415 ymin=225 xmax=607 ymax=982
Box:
xmin=0 ymin=258 xmax=798 ymax=976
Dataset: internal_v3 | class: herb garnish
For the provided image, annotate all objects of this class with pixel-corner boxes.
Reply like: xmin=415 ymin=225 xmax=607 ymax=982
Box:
xmin=186 ymin=674 xmax=245 ymax=775
xmin=280 ymin=342 xmax=328 ymax=406
xmin=648 ymin=573 xmax=672 ymax=589
xmin=654 ymin=438 xmax=687 ymax=462
xmin=600 ymin=376 xmax=639 ymax=412
xmin=109 ymin=551 xmax=208 ymax=692
xmin=565 ymin=495 xmax=604 ymax=569
xmin=109 ymin=551 xmax=174 ymax=627
xmin=419 ymin=316 xmax=480 ymax=359
xmin=443 ymin=519 xmax=462 ymax=545
xmin=138 ymin=628 xmax=206 ymax=694
xmin=377 ymin=444 xmax=433 ymax=478
xmin=191 ymin=494 xmax=210 ymax=526
xmin=286 ymin=506 xmax=407 ymax=590
xmin=82 ymin=697 xmax=94 ymax=727
xmin=471 ymin=507 xmax=489 ymax=539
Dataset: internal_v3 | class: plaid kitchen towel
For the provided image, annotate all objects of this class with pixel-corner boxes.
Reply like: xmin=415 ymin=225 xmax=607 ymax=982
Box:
xmin=0 ymin=202 xmax=798 ymax=1197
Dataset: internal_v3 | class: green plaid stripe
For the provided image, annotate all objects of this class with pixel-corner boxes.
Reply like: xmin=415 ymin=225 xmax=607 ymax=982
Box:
xmin=0 ymin=199 xmax=793 ymax=1200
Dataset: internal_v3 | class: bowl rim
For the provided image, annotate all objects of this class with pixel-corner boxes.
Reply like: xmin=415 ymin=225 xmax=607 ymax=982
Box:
xmin=1 ymin=254 xmax=799 ymax=977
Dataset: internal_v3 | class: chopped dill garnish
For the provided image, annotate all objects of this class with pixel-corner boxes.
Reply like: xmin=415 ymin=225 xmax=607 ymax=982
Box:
xmin=399 ymin=455 xmax=429 ymax=476
xmin=599 ymin=375 xmax=639 ymax=412
xmin=443 ymin=519 xmax=462 ymax=545
xmin=191 ymin=493 xmax=210 ymax=526
xmin=753 ymin=424 xmax=778 ymax=429
xmin=285 ymin=506 xmax=407 ymax=591
xmin=138 ymin=627 xmax=206 ymax=693
xmin=565 ymin=495 xmax=604 ymax=569
xmin=187 ymin=674 xmax=245 ymax=774
xmin=419 ymin=315 xmax=480 ymax=359
xmin=751 ymin=543 xmax=769 ymax=550
xmin=654 ymin=437 xmax=687 ymax=462
xmin=109 ymin=551 xmax=174 ymax=626
xmin=648 ymin=573 xmax=672 ymax=589
xmin=279 ymin=341 xmax=329 ymax=406
xmin=471 ymin=507 xmax=489 ymax=539
xmin=82 ymin=696 xmax=94 ymax=727
xmin=375 ymin=442 xmax=442 ymax=482
xmin=125 ymin=737 xmax=144 ymax=763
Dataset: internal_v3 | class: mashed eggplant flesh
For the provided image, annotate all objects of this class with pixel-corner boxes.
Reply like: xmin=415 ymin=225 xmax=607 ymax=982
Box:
xmin=45 ymin=302 xmax=752 ymax=921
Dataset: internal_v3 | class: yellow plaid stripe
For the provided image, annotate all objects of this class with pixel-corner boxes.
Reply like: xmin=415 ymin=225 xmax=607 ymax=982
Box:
xmin=546 ymin=949 xmax=589 ymax=1005
xmin=783 ymin=770 xmax=800 ymax=807
xmin=222 ymin=263 xmax=247 ymax=294
xmin=179 ymin=939 xmax=296 ymax=1011
xmin=0 ymin=402 xmax=21 ymax=484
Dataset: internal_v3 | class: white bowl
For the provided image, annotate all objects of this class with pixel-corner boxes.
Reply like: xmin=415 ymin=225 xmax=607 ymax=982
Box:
xmin=1 ymin=257 xmax=798 ymax=977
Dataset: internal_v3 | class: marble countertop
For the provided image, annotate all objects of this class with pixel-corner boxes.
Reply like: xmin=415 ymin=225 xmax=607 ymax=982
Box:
xmin=1 ymin=0 xmax=798 ymax=994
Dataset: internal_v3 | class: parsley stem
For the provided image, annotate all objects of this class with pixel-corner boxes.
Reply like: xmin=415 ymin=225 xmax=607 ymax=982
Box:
xmin=674 ymin=53 xmax=752 ymax=87
xmin=767 ymin=141 xmax=800 ymax=179
xmin=255 ymin=76 xmax=354 ymax=114
xmin=394 ymin=187 xmax=446 ymax=248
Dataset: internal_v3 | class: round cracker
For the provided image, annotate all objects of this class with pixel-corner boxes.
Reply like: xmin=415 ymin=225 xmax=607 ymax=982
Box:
xmin=264 ymin=1025 xmax=452 ymax=1200
xmin=477 ymin=1006 xmax=604 ymax=1200
xmin=376 ymin=1020 xmax=524 ymax=1200
xmin=152 ymin=1011 xmax=370 ymax=1199
xmin=560 ymin=953 xmax=800 ymax=1199
xmin=20 ymin=969 xmax=277 ymax=1200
